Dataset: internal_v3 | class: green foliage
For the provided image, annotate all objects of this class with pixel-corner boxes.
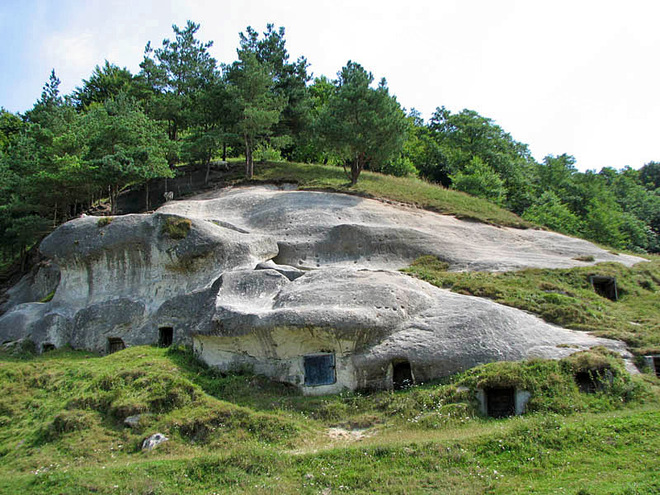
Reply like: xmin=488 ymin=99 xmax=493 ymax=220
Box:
xmin=161 ymin=216 xmax=191 ymax=240
xmin=0 ymin=346 xmax=657 ymax=494
xmin=318 ymin=61 xmax=408 ymax=185
xmin=450 ymin=156 xmax=506 ymax=204
xmin=523 ymin=190 xmax=583 ymax=236
xmin=96 ymin=216 xmax=113 ymax=227
xmin=71 ymin=61 xmax=138 ymax=109
xmin=226 ymin=45 xmax=285 ymax=178
xmin=428 ymin=106 xmax=535 ymax=212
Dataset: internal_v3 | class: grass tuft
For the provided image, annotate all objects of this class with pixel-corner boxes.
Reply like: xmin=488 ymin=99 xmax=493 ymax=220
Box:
xmin=161 ymin=216 xmax=192 ymax=240
xmin=96 ymin=216 xmax=113 ymax=228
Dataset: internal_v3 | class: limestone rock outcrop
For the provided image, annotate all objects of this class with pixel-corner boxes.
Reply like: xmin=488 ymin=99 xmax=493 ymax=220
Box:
xmin=0 ymin=186 xmax=643 ymax=393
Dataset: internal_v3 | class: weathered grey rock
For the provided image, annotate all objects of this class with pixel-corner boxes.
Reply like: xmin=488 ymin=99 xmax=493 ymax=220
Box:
xmin=142 ymin=433 xmax=168 ymax=451
xmin=0 ymin=186 xmax=645 ymax=392
xmin=160 ymin=186 xmax=642 ymax=271
xmin=255 ymin=260 xmax=305 ymax=281
xmin=196 ymin=268 xmax=634 ymax=393
xmin=124 ymin=415 xmax=142 ymax=428
xmin=1 ymin=261 xmax=60 ymax=315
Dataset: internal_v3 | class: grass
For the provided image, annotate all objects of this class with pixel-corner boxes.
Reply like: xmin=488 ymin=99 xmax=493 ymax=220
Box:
xmin=96 ymin=216 xmax=113 ymax=227
xmin=0 ymin=345 xmax=658 ymax=494
xmin=160 ymin=215 xmax=192 ymax=240
xmin=404 ymin=256 xmax=660 ymax=355
xmin=249 ymin=161 xmax=532 ymax=228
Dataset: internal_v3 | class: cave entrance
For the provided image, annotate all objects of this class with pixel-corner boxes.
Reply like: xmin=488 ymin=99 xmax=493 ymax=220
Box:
xmin=107 ymin=337 xmax=125 ymax=354
xmin=304 ymin=353 xmax=336 ymax=386
xmin=654 ymin=357 xmax=660 ymax=378
xmin=575 ymin=371 xmax=598 ymax=393
xmin=589 ymin=275 xmax=618 ymax=301
xmin=485 ymin=388 xmax=516 ymax=418
xmin=41 ymin=343 xmax=56 ymax=353
xmin=392 ymin=360 xmax=413 ymax=390
xmin=159 ymin=327 xmax=174 ymax=348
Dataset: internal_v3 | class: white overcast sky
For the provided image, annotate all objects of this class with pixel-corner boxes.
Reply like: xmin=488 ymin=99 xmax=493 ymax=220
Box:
xmin=1 ymin=0 xmax=658 ymax=171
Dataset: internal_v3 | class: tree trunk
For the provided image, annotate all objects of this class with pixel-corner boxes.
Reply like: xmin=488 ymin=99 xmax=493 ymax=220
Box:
xmin=110 ymin=185 xmax=118 ymax=215
xmin=244 ymin=135 xmax=254 ymax=179
xmin=204 ymin=156 xmax=211 ymax=185
xmin=350 ymin=154 xmax=364 ymax=186
xmin=222 ymin=142 xmax=227 ymax=162
xmin=145 ymin=182 xmax=150 ymax=211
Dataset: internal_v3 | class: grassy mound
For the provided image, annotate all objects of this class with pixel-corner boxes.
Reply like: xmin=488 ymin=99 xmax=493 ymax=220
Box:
xmin=405 ymin=256 xmax=660 ymax=354
xmin=0 ymin=346 xmax=658 ymax=493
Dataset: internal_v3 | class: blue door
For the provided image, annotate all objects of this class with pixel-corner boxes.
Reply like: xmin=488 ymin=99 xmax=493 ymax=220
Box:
xmin=304 ymin=354 xmax=336 ymax=386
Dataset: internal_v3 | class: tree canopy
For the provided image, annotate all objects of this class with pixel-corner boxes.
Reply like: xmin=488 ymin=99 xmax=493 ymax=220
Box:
xmin=0 ymin=20 xmax=658 ymax=268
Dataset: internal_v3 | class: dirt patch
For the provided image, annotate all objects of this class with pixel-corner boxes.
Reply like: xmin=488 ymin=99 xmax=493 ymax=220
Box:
xmin=327 ymin=427 xmax=373 ymax=441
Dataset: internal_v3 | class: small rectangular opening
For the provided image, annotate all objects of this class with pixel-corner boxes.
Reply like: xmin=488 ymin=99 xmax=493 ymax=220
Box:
xmin=575 ymin=371 xmax=598 ymax=393
xmin=392 ymin=361 xmax=413 ymax=390
xmin=107 ymin=337 xmax=125 ymax=354
xmin=41 ymin=343 xmax=56 ymax=353
xmin=159 ymin=327 xmax=173 ymax=347
xmin=304 ymin=353 xmax=336 ymax=386
xmin=486 ymin=388 xmax=516 ymax=418
xmin=654 ymin=357 xmax=660 ymax=378
xmin=589 ymin=275 xmax=618 ymax=301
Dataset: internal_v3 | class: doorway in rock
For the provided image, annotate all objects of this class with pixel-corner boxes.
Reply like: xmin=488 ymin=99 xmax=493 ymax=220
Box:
xmin=589 ymin=275 xmax=618 ymax=301
xmin=575 ymin=371 xmax=599 ymax=393
xmin=107 ymin=337 xmax=125 ymax=354
xmin=159 ymin=327 xmax=174 ymax=348
xmin=304 ymin=353 xmax=336 ymax=386
xmin=654 ymin=357 xmax=660 ymax=378
xmin=41 ymin=343 xmax=56 ymax=353
xmin=485 ymin=387 xmax=515 ymax=418
xmin=392 ymin=360 xmax=413 ymax=390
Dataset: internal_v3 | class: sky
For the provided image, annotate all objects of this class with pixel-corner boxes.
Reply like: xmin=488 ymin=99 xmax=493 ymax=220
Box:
xmin=1 ymin=0 xmax=659 ymax=172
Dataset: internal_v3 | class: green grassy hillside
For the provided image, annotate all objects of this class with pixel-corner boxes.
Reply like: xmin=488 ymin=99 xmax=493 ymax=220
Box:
xmin=0 ymin=346 xmax=658 ymax=494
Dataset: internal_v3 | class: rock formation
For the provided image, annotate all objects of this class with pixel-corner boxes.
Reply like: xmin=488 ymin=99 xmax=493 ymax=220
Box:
xmin=0 ymin=186 xmax=643 ymax=393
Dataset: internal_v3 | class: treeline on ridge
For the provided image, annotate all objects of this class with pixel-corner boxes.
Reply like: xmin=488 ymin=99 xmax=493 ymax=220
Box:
xmin=1 ymin=21 xmax=658 ymax=267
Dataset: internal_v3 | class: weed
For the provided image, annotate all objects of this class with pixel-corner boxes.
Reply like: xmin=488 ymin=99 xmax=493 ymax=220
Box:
xmin=96 ymin=216 xmax=113 ymax=227
xmin=39 ymin=290 xmax=55 ymax=303
xmin=161 ymin=216 xmax=192 ymax=240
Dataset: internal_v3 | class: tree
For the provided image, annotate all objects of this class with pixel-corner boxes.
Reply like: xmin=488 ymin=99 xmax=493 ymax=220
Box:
xmin=182 ymin=78 xmax=239 ymax=182
xmin=427 ymin=106 xmax=535 ymax=212
xmin=72 ymin=61 xmax=138 ymax=109
xmin=639 ymin=161 xmax=660 ymax=191
xmin=237 ymin=24 xmax=312 ymax=160
xmin=0 ymin=108 xmax=23 ymax=152
xmin=226 ymin=47 xmax=284 ymax=179
xmin=139 ymin=21 xmax=218 ymax=142
xmin=319 ymin=61 xmax=407 ymax=185
xmin=450 ymin=156 xmax=506 ymax=204
xmin=522 ymin=191 xmax=583 ymax=236
xmin=80 ymin=95 xmax=173 ymax=213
